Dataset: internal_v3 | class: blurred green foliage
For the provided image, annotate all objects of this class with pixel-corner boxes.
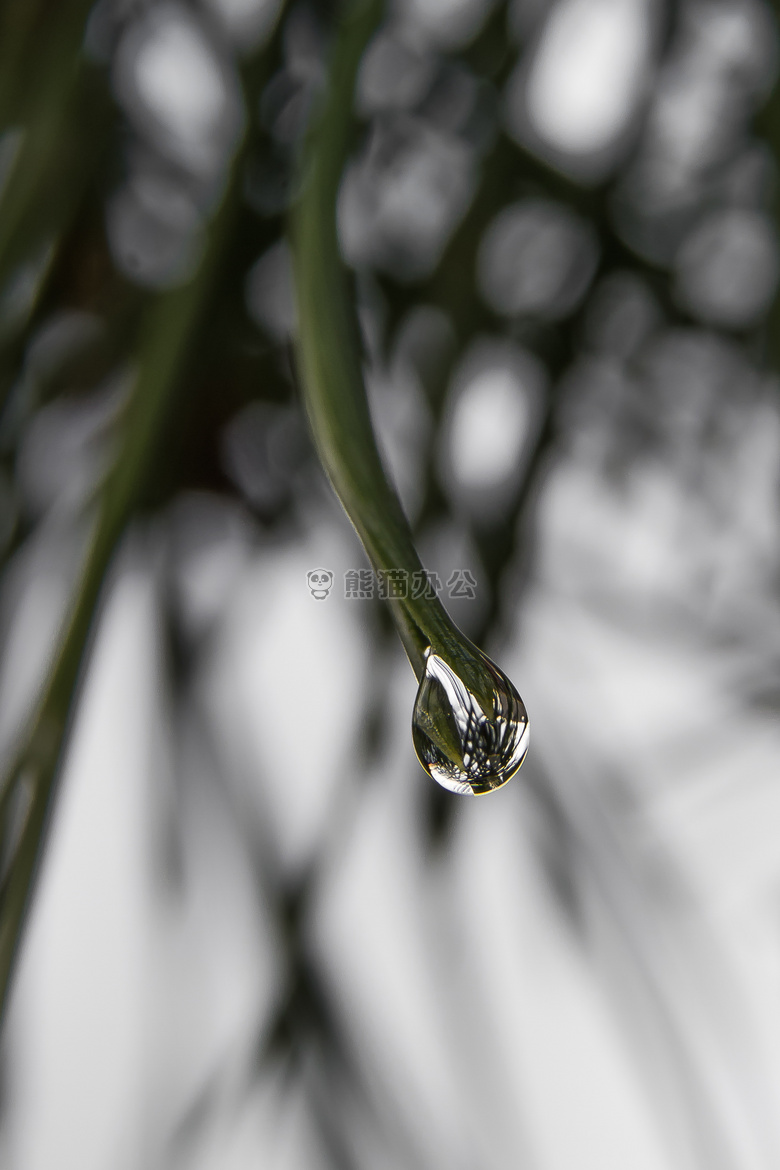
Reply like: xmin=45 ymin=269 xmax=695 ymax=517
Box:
xmin=0 ymin=8 xmax=778 ymax=1164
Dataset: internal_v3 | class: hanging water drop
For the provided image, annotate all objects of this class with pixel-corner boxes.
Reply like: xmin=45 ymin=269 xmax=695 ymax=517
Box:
xmin=412 ymin=646 xmax=529 ymax=795
xmin=291 ymin=0 xmax=531 ymax=797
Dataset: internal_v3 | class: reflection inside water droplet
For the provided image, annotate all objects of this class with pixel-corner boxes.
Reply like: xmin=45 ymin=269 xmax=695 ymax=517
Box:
xmin=412 ymin=647 xmax=529 ymax=795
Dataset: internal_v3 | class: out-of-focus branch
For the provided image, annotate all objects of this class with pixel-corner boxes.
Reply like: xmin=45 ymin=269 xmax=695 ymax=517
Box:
xmin=0 ymin=133 xmax=249 ymax=1034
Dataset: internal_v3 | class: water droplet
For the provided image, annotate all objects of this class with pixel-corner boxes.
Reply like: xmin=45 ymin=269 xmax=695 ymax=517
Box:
xmin=412 ymin=647 xmax=529 ymax=795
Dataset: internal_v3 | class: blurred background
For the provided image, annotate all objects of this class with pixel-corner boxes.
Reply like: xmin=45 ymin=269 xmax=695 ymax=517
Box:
xmin=1 ymin=0 xmax=780 ymax=1166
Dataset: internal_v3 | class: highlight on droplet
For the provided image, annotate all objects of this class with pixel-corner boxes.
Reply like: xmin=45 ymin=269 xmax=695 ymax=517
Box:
xmin=412 ymin=646 xmax=529 ymax=795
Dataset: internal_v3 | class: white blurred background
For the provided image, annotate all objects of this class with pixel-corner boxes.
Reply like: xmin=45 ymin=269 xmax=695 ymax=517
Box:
xmin=2 ymin=0 xmax=780 ymax=1166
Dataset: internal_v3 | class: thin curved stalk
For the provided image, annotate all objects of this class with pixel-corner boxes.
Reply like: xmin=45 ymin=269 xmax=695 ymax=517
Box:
xmin=0 ymin=143 xmax=245 ymax=1029
xmin=292 ymin=0 xmax=529 ymax=795
xmin=0 ymin=0 xmax=293 ymax=1023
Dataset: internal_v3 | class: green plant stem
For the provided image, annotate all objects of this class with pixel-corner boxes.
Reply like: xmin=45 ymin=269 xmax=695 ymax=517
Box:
xmin=0 ymin=144 xmax=244 ymax=1029
xmin=292 ymin=0 xmax=477 ymax=681
xmin=0 ymin=0 xmax=293 ymax=1020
